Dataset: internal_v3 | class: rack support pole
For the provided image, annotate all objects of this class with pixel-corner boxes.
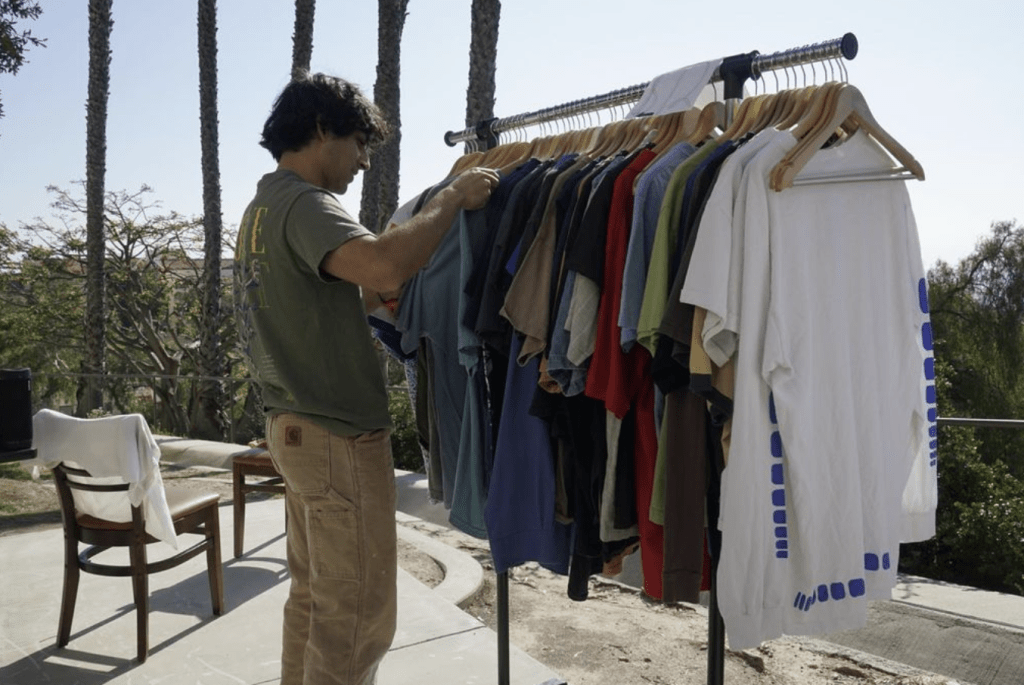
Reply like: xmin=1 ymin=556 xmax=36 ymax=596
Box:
xmin=497 ymin=570 xmax=511 ymax=685
xmin=707 ymin=565 xmax=726 ymax=685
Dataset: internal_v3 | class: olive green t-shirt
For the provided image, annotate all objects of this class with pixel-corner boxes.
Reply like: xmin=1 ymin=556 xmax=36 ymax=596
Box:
xmin=234 ymin=169 xmax=392 ymax=436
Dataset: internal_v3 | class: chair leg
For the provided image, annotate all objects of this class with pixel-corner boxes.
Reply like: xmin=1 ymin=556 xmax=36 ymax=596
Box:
xmin=57 ymin=533 xmax=80 ymax=648
xmin=206 ymin=505 xmax=225 ymax=615
xmin=233 ymin=463 xmax=245 ymax=558
xmin=129 ymin=529 xmax=149 ymax=663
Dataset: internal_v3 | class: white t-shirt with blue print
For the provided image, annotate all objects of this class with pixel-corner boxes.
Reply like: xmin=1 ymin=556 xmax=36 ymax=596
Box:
xmin=682 ymin=128 xmax=936 ymax=649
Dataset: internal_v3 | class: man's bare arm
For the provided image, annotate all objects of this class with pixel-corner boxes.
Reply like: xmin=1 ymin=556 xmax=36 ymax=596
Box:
xmin=321 ymin=166 xmax=499 ymax=293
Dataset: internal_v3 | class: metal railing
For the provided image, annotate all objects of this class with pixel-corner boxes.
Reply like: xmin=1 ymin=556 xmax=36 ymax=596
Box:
xmin=29 ymin=371 xmax=410 ymax=445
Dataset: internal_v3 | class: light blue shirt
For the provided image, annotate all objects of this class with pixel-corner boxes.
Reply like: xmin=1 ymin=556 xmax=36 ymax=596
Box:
xmin=618 ymin=142 xmax=697 ymax=350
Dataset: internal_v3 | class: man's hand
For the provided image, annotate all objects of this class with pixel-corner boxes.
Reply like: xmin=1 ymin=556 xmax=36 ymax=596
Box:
xmin=450 ymin=166 xmax=500 ymax=211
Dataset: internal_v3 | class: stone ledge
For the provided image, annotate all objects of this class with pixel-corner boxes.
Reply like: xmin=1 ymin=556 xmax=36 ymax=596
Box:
xmin=396 ymin=511 xmax=485 ymax=609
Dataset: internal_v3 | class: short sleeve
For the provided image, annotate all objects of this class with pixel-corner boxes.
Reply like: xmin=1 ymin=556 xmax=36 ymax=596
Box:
xmin=285 ymin=189 xmax=373 ymax=279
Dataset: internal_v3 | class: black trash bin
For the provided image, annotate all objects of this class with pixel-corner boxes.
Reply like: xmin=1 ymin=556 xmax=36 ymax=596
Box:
xmin=0 ymin=368 xmax=33 ymax=452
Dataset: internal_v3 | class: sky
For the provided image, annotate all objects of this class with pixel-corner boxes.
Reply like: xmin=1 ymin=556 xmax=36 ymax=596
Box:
xmin=0 ymin=0 xmax=1021 ymax=270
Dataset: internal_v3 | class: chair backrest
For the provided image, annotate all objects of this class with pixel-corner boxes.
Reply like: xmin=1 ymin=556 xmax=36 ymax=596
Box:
xmin=52 ymin=463 xmax=144 ymax=542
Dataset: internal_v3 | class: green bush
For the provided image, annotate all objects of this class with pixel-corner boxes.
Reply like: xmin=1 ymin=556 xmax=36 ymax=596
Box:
xmin=901 ymin=425 xmax=1024 ymax=595
xmin=388 ymin=387 xmax=424 ymax=474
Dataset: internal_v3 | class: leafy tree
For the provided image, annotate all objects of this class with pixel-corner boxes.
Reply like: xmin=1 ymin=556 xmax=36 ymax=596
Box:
xmin=0 ymin=184 xmax=259 ymax=441
xmin=928 ymin=219 xmax=1024 ymax=477
xmin=900 ymin=220 xmax=1024 ymax=595
xmin=0 ymin=0 xmax=47 ymax=123
xmin=0 ymin=222 xmax=81 ymax=406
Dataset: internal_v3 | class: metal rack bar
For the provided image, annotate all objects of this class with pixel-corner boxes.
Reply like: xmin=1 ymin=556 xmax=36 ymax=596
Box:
xmin=444 ymin=33 xmax=858 ymax=148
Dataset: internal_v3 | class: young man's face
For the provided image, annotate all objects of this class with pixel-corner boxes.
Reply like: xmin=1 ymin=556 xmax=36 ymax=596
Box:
xmin=318 ymin=130 xmax=370 ymax=195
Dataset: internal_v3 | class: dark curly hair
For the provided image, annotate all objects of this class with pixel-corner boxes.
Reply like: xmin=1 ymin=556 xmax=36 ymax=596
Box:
xmin=259 ymin=72 xmax=390 ymax=161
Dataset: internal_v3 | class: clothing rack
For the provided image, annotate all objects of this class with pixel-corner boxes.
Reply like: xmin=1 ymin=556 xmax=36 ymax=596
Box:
xmin=444 ymin=33 xmax=858 ymax=150
xmin=443 ymin=33 xmax=859 ymax=685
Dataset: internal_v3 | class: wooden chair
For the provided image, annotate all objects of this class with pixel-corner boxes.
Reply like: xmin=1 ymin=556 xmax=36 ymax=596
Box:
xmin=52 ymin=462 xmax=224 ymax=663
xmin=232 ymin=448 xmax=285 ymax=558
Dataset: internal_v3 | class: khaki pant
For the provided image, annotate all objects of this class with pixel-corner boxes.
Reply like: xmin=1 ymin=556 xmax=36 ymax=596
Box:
xmin=266 ymin=413 xmax=397 ymax=685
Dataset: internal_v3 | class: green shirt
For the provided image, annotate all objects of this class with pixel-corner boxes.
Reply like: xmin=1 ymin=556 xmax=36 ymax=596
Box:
xmin=636 ymin=141 xmax=722 ymax=355
xmin=234 ymin=169 xmax=392 ymax=436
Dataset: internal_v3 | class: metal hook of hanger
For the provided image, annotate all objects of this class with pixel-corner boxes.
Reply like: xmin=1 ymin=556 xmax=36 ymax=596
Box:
xmin=771 ymin=68 xmax=780 ymax=94
xmin=809 ymin=61 xmax=817 ymax=86
xmin=798 ymin=62 xmax=807 ymax=88
xmin=839 ymin=55 xmax=849 ymax=83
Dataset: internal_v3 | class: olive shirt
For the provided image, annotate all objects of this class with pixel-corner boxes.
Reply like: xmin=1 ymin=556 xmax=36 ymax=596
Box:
xmin=234 ymin=168 xmax=392 ymax=437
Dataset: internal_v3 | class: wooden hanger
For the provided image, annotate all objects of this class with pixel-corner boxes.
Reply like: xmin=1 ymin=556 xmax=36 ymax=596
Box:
xmin=646 ymin=112 xmax=677 ymax=153
xmin=771 ymin=84 xmax=818 ymax=131
xmin=447 ymin=149 xmax=485 ymax=178
xmin=717 ymin=93 xmax=772 ymax=141
xmin=649 ymin=107 xmax=702 ymax=153
xmin=585 ymin=119 xmax=622 ymax=157
xmin=789 ymin=81 xmax=844 ymax=140
xmin=618 ymin=116 xmax=653 ymax=153
xmin=770 ymin=83 xmax=925 ymax=191
xmin=684 ymin=101 xmax=725 ymax=146
xmin=492 ymin=140 xmax=533 ymax=170
xmin=768 ymin=82 xmax=847 ymax=188
xmin=532 ymin=132 xmax=562 ymax=160
xmin=750 ymin=89 xmax=791 ymax=132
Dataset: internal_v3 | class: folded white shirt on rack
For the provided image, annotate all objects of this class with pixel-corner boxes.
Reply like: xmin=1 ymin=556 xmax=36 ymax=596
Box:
xmin=29 ymin=409 xmax=178 ymax=549
xmin=627 ymin=59 xmax=724 ymax=118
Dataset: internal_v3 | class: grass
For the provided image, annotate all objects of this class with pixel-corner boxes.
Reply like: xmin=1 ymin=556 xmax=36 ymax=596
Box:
xmin=0 ymin=462 xmax=35 ymax=481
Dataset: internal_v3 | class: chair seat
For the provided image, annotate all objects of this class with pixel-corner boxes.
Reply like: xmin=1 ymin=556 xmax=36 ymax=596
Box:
xmin=77 ymin=487 xmax=220 ymax=531
xmin=233 ymin=451 xmax=279 ymax=477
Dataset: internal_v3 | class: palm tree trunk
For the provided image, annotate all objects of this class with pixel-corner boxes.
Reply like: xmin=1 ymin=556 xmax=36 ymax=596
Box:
xmin=81 ymin=0 xmax=113 ymax=416
xmin=359 ymin=0 xmax=409 ymax=235
xmin=194 ymin=0 xmax=227 ymax=439
xmin=291 ymin=0 xmax=316 ymax=79
xmin=466 ymin=0 xmax=501 ymax=150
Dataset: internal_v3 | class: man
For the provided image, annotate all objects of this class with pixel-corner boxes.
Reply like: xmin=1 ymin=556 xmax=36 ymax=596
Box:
xmin=234 ymin=71 xmax=498 ymax=685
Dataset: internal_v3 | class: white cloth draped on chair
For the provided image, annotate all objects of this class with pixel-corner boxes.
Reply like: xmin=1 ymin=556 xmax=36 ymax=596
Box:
xmin=30 ymin=409 xmax=178 ymax=549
